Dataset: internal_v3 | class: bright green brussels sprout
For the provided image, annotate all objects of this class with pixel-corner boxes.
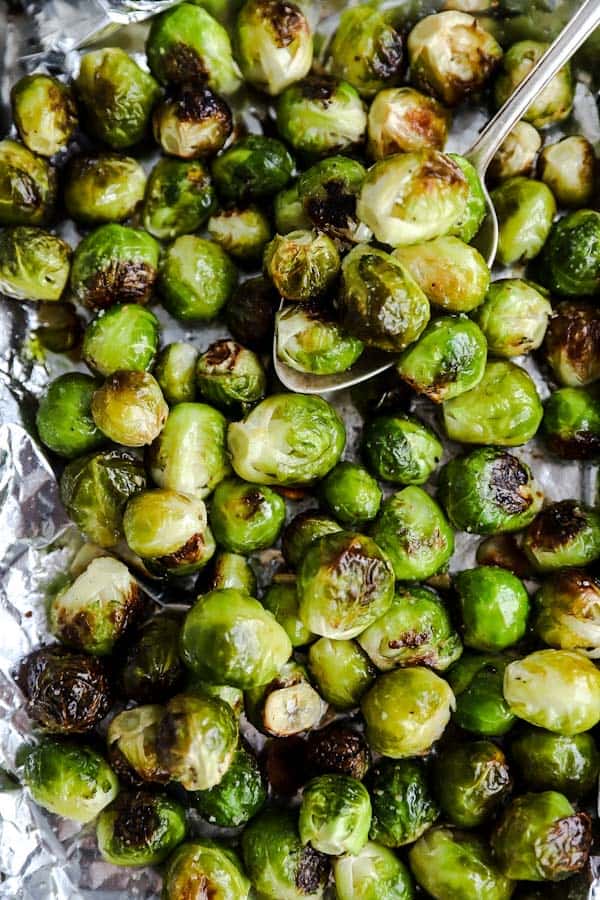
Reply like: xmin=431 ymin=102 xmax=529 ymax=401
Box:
xmin=447 ymin=652 xmax=516 ymax=736
xmin=60 ymin=448 xmax=146 ymax=548
xmin=333 ymin=841 xmax=415 ymax=900
xmin=358 ymin=585 xmax=462 ymax=672
xmin=320 ymin=462 xmax=382 ymax=528
xmin=297 ymin=156 xmax=370 ymax=245
xmin=148 ymin=402 xmax=230 ymax=500
xmin=357 ymin=150 xmax=469 ymax=247
xmin=245 ymin=659 xmax=327 ymax=736
xmin=24 ymin=739 xmax=118 ymax=824
xmin=82 ymin=305 xmax=159 ymax=378
xmin=491 ymin=791 xmax=592 ymax=882
xmin=361 ymin=414 xmax=442 ymax=485
xmin=206 ymin=551 xmax=257 ymax=595
xmin=409 ymin=826 xmax=514 ymax=900
xmin=0 ymin=226 xmax=70 ymax=301
xmin=306 ymin=723 xmax=371 ymax=781
xmin=195 ymin=339 xmax=266 ymax=415
xmin=367 ymin=759 xmax=439 ymax=847
xmin=393 ymin=237 xmax=489 ymax=314
xmin=276 ymin=304 xmax=364 ymax=375
xmin=299 ymin=774 xmax=372 ymax=856
xmin=91 ymin=371 xmax=167 ymax=447
xmin=339 ymin=245 xmax=430 ymax=352
xmin=157 ymin=692 xmax=238 ymax=790
xmin=70 ymin=224 xmax=160 ymax=310
xmin=541 ymin=210 xmax=600 ymax=297
xmin=329 ymin=5 xmax=403 ymax=99
xmin=163 ymin=840 xmax=250 ymax=900
xmin=407 ymin=10 xmax=502 ymax=106
xmin=11 ymin=74 xmax=77 ymax=157
xmin=297 ymin=531 xmax=395 ymax=640
xmin=159 ymin=235 xmax=237 ymax=322
xmin=34 ymin=301 xmax=82 ymax=354
xmin=97 ymin=790 xmax=186 ymax=867
xmin=154 ymin=342 xmax=198 ymax=405
xmin=242 ymin=808 xmax=330 ymax=899
xmin=225 ymin=274 xmax=279 ymax=350
xmin=227 ymin=393 xmax=345 ymax=485
xmin=538 ymin=136 xmax=595 ymax=208
xmin=367 ymin=86 xmax=449 ymax=160
xmin=490 ymin=176 xmax=556 ymax=266
xmin=208 ymin=205 xmax=272 ymax=264
xmin=146 ymin=2 xmax=241 ymax=94
xmin=362 ymin=666 xmax=455 ymax=758
xmin=107 ymin=705 xmax=168 ymax=785
xmin=142 ymin=157 xmax=216 ymax=241
xmin=282 ymin=510 xmax=342 ymax=569
xmin=264 ymin=229 xmax=340 ymax=301
xmin=455 ymin=566 xmax=529 ymax=652
xmin=181 ymin=588 xmax=292 ymax=687
xmin=0 ymin=139 xmax=56 ymax=226
xmin=396 ymin=316 xmax=487 ymax=404
xmin=504 ymin=649 xmax=600 ymax=734
xmin=120 ymin=612 xmax=185 ymax=703
xmin=544 ymin=301 xmax=600 ymax=388
xmin=192 ymin=746 xmax=266 ymax=827
xmin=236 ymin=0 xmax=313 ymax=96
xmin=274 ymin=183 xmax=312 ymax=234
xmin=510 ymin=727 xmax=600 ymax=798
xmin=212 ymin=134 xmax=294 ymax=203
xmin=443 ymin=361 xmax=543 ymax=446
xmin=308 ymin=638 xmax=375 ymax=710
xmin=64 ymin=154 xmax=146 ymax=225
xmin=153 ymin=85 xmax=232 ymax=159
xmin=474 ymin=278 xmax=551 ymax=358
xmin=534 ymin=568 xmax=600 ymax=655
xmin=432 ymin=740 xmax=511 ymax=828
xmin=494 ymin=40 xmax=573 ymax=129
xmin=262 ymin=577 xmax=314 ymax=647
xmin=523 ymin=500 xmax=600 ymax=572
xmin=276 ymin=76 xmax=367 ymax=158
xmin=489 ymin=121 xmax=541 ymax=182
xmin=36 ymin=373 xmax=104 ymax=459
xmin=543 ymin=386 xmax=600 ymax=460
xmin=76 ymin=49 xmax=161 ymax=149
xmin=123 ymin=488 xmax=215 ymax=576
xmin=209 ymin=477 xmax=286 ymax=553
xmin=370 ymin=487 xmax=454 ymax=581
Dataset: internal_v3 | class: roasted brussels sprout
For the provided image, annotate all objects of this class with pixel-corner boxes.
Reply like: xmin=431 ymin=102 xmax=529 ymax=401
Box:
xmin=228 ymin=393 xmax=345 ymax=486
xmin=236 ymin=0 xmax=313 ymax=96
xmin=24 ymin=739 xmax=118 ymax=823
xmin=64 ymin=154 xmax=147 ymax=225
xmin=367 ymin=87 xmax=449 ymax=159
xmin=447 ymin=652 xmax=515 ymax=736
xmin=36 ymin=373 xmax=104 ymax=459
xmin=455 ymin=566 xmax=529 ymax=652
xmin=107 ymin=705 xmax=168 ymax=785
xmin=438 ymin=448 xmax=543 ymax=535
xmin=476 ymin=533 xmax=532 ymax=579
xmin=246 ymin=659 xmax=327 ymax=736
xmin=333 ymin=840 xmax=415 ymax=900
xmin=196 ymin=340 xmax=266 ymax=415
xmin=541 ymin=210 xmax=600 ymax=297
xmin=208 ymin=206 xmax=272 ymax=264
xmin=534 ymin=568 xmax=600 ymax=655
xmin=274 ymin=183 xmax=312 ymax=234
xmin=319 ymin=462 xmax=381 ymax=528
xmin=193 ymin=746 xmax=266 ymax=827
xmin=308 ymin=638 xmax=375 ymax=711
xmin=523 ymin=500 xmax=600 ymax=572
xmin=163 ymin=841 xmax=251 ymax=899
xmin=489 ymin=122 xmax=541 ymax=181
xmin=33 ymin=301 xmax=82 ymax=354
xmin=11 ymin=74 xmax=77 ymax=157
xmin=212 ymin=134 xmax=294 ymax=203
xmin=299 ymin=774 xmax=372 ymax=856
xmin=367 ymin=759 xmax=439 ymax=847
xmin=82 ymin=305 xmax=159 ymax=378
xmin=447 ymin=153 xmax=486 ymax=244
xmin=276 ymin=304 xmax=364 ymax=375
xmin=0 ymin=226 xmax=70 ymax=301
xmin=0 ymin=139 xmax=56 ymax=226
xmin=97 ymin=790 xmax=186 ymax=867
xmin=362 ymin=415 xmax=441 ymax=485
xmin=490 ymin=177 xmax=556 ymax=266
xmin=370 ymin=487 xmax=454 ymax=581
xmin=154 ymin=342 xmax=198 ymax=405
xmin=393 ymin=237 xmax=489 ymax=314
xmin=264 ymin=229 xmax=340 ymax=301
xmin=120 ymin=612 xmax=185 ymax=703
xmin=276 ymin=76 xmax=367 ymax=158
xmin=282 ymin=510 xmax=342 ymax=569
xmin=76 ymin=48 xmax=161 ymax=149
xmin=329 ymin=5 xmax=403 ymax=98
xmin=474 ymin=278 xmax=551 ymax=358
xmin=91 ymin=371 xmax=167 ymax=447
xmin=432 ymin=740 xmax=511 ymax=828
xmin=206 ymin=551 xmax=257 ymax=595
xmin=210 ymin=477 xmax=286 ymax=553
xmin=262 ymin=578 xmax=314 ymax=648
xmin=187 ymin=680 xmax=244 ymax=717
xmin=306 ymin=724 xmax=371 ymax=781
xmin=494 ymin=40 xmax=573 ymax=129
xmin=510 ymin=727 xmax=600 ymax=798
xmin=297 ymin=156 xmax=369 ymax=245
xmin=159 ymin=234 xmax=237 ymax=322
xmin=142 ymin=157 xmax=216 ymax=241
xmin=225 ymin=274 xmax=279 ymax=351
xmin=543 ymin=386 xmax=600 ymax=460
xmin=153 ymin=85 xmax=232 ymax=159
xmin=538 ymin=136 xmax=595 ymax=208
xmin=544 ymin=301 xmax=600 ymax=388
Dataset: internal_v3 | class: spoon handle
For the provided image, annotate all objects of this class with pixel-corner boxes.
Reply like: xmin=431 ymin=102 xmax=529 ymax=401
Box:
xmin=467 ymin=0 xmax=600 ymax=174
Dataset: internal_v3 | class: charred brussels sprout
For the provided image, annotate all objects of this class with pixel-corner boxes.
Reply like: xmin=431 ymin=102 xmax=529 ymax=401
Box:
xmin=159 ymin=235 xmax=237 ymax=321
xmin=193 ymin=746 xmax=266 ymax=827
xmin=333 ymin=841 xmax=414 ymax=900
xmin=276 ymin=304 xmax=364 ymax=375
xmin=367 ymin=759 xmax=439 ymax=847
xmin=523 ymin=500 xmax=600 ymax=572
xmin=24 ymin=740 xmax=118 ymax=823
xmin=543 ymin=387 xmax=600 ymax=460
xmin=438 ymin=448 xmax=543 ymax=535
xmin=432 ymin=741 xmax=511 ymax=828
xmin=474 ymin=278 xmax=551 ymax=358
xmin=509 ymin=727 xmax=600 ymax=798
xmin=490 ymin=177 xmax=556 ymax=266
xmin=11 ymin=74 xmax=77 ymax=157
xmin=0 ymin=139 xmax=56 ymax=226
xmin=308 ymin=638 xmax=375 ymax=710
xmin=370 ymin=487 xmax=454 ymax=581
xmin=245 ymin=659 xmax=327 ymax=736
xmin=455 ymin=566 xmax=529 ymax=651
xmin=76 ymin=49 xmax=160 ymax=149
xmin=227 ymin=393 xmax=345 ymax=486
xmin=82 ymin=304 xmax=159 ymax=377
xmin=447 ymin=652 xmax=515 ymax=736
xmin=534 ymin=568 xmax=600 ymax=654
xmin=142 ymin=158 xmax=216 ymax=241
xmin=153 ymin=85 xmax=232 ymax=159
xmin=262 ymin=578 xmax=314 ymax=647
xmin=329 ymin=6 xmax=403 ymax=99
xmin=368 ymin=87 xmax=449 ymax=159
xmin=541 ymin=210 xmax=600 ymax=297
xmin=393 ymin=237 xmax=489 ymax=314
xmin=297 ymin=156 xmax=369 ymax=245
xmin=491 ymin=791 xmax=591 ymax=881
xmin=320 ymin=462 xmax=381 ymax=527
xmin=362 ymin=414 xmax=442 ymax=485
xmin=154 ymin=342 xmax=198 ymax=405
xmin=544 ymin=301 xmax=600 ymax=387
xmin=489 ymin=122 xmax=541 ymax=181
xmin=282 ymin=510 xmax=342 ymax=569
xmin=36 ymin=373 xmax=104 ymax=459
xmin=264 ymin=230 xmax=340 ymax=301
xmin=64 ymin=154 xmax=146 ymax=225
xmin=225 ymin=275 xmax=279 ymax=350
xmin=97 ymin=790 xmax=186 ymax=867
xmin=236 ymin=0 xmax=313 ymax=96
xmin=60 ymin=448 xmax=146 ymax=548
xmin=494 ymin=41 xmax=573 ymax=129
xmin=196 ymin=339 xmax=266 ymax=414
xmin=306 ymin=724 xmax=371 ymax=781
xmin=362 ymin=667 xmax=455 ymax=758
xmin=208 ymin=206 xmax=272 ymax=264
xmin=538 ymin=136 xmax=595 ymax=208
xmin=276 ymin=76 xmax=367 ymax=158
xmin=206 ymin=551 xmax=256 ymax=595
xmin=299 ymin=775 xmax=372 ymax=856
xmin=163 ymin=841 xmax=250 ymax=899
xmin=0 ymin=226 xmax=70 ymax=301
xmin=107 ymin=705 xmax=168 ymax=785
xmin=180 ymin=588 xmax=292 ymax=688
xmin=210 ymin=477 xmax=286 ymax=553
xmin=91 ymin=371 xmax=167 ymax=447
xmin=120 ymin=612 xmax=185 ymax=703
xmin=212 ymin=135 xmax=294 ymax=203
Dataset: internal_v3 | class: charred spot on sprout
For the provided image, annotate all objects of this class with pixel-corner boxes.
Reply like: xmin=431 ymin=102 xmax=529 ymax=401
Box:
xmin=544 ymin=301 xmax=600 ymax=388
xmin=528 ymin=501 xmax=593 ymax=552
xmin=153 ymin=85 xmax=233 ymax=159
xmin=296 ymin=845 xmax=331 ymax=894
xmin=306 ymin=724 xmax=370 ymax=781
xmin=97 ymin=789 xmax=187 ymax=866
xmin=476 ymin=533 xmax=533 ymax=578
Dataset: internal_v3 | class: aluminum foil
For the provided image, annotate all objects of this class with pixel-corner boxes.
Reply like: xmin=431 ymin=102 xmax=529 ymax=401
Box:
xmin=0 ymin=1 xmax=599 ymax=897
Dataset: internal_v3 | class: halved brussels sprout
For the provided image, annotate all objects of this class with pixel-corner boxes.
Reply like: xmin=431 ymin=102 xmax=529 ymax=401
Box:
xmin=236 ymin=0 xmax=313 ymax=96
xmin=192 ymin=746 xmax=266 ymax=827
xmin=538 ymin=135 xmax=595 ymax=208
xmin=91 ymin=371 xmax=167 ymax=447
xmin=298 ymin=156 xmax=369 ymax=245
xmin=489 ymin=121 xmax=541 ymax=181
xmin=299 ymin=774 xmax=372 ymax=856
xmin=276 ymin=76 xmax=367 ymax=158
xmin=153 ymin=85 xmax=232 ymax=159
xmin=541 ymin=210 xmax=600 ymax=297
xmin=36 ymin=373 xmax=104 ymax=459
xmin=212 ymin=134 xmax=294 ymax=203
xmin=544 ymin=301 xmax=600 ymax=387
xmin=163 ymin=841 xmax=251 ymax=900
xmin=333 ymin=840 xmax=415 ymax=900
xmin=34 ymin=301 xmax=82 ymax=354
xmin=196 ymin=339 xmax=266 ymax=415
xmin=205 ymin=550 xmax=257 ymax=595
xmin=0 ymin=226 xmax=70 ymax=301
xmin=320 ymin=462 xmax=381 ymax=528
xmin=0 ymin=139 xmax=56 ymax=225
xmin=362 ymin=414 xmax=442 ymax=484
xmin=64 ymin=154 xmax=147 ymax=225
xmin=245 ymin=659 xmax=327 ymax=736
xmin=523 ymin=500 xmax=600 ymax=572
xmin=491 ymin=176 xmax=556 ymax=266
xmin=534 ymin=568 xmax=600 ymax=655
xmin=264 ymin=229 xmax=340 ymax=301
xmin=282 ymin=510 xmax=342 ymax=569
xmin=262 ymin=578 xmax=314 ymax=648
xmin=210 ymin=477 xmax=286 ymax=554
xmin=24 ymin=739 xmax=118 ymax=823
xmin=509 ymin=727 xmax=600 ymax=799
xmin=120 ymin=612 xmax=185 ymax=703
xmin=208 ymin=206 xmax=272 ymax=264
xmin=154 ymin=342 xmax=198 ymax=405
xmin=368 ymin=86 xmax=449 ymax=159
xmin=306 ymin=724 xmax=370 ymax=781
xmin=455 ymin=565 xmax=529 ymax=652
xmin=393 ymin=237 xmax=489 ymax=314
xmin=225 ymin=274 xmax=279 ymax=350
xmin=11 ymin=74 xmax=77 ymax=157
xmin=494 ymin=40 xmax=573 ymax=129
xmin=276 ymin=304 xmax=364 ymax=375
xmin=142 ymin=157 xmax=216 ymax=241
xmin=474 ymin=278 xmax=551 ymax=358
xmin=543 ymin=386 xmax=600 ymax=460
xmin=82 ymin=304 xmax=159 ymax=377
xmin=107 ymin=705 xmax=168 ymax=785
xmin=97 ymin=790 xmax=187 ymax=866
xmin=447 ymin=652 xmax=515 ymax=736
xmin=308 ymin=638 xmax=375 ymax=711
xmin=367 ymin=758 xmax=438 ymax=847
xmin=431 ymin=740 xmax=511 ymax=828
xmin=329 ymin=5 xmax=403 ymax=98
xmin=159 ymin=235 xmax=237 ymax=322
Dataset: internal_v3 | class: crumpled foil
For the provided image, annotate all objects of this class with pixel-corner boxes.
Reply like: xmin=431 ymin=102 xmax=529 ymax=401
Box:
xmin=0 ymin=0 xmax=599 ymax=897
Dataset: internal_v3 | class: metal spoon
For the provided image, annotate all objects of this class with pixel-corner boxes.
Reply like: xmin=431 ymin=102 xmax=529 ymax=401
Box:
xmin=274 ymin=0 xmax=600 ymax=395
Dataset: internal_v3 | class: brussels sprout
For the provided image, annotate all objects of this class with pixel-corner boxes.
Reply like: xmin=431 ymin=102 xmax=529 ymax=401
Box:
xmin=447 ymin=154 xmax=487 ymax=243
xmin=195 ymin=339 xmax=266 ymax=414
xmin=97 ymin=790 xmax=186 ymax=867
xmin=367 ymin=759 xmax=439 ymax=847
xmin=0 ymin=139 xmax=56 ymax=226
xmin=491 ymin=177 xmax=556 ymax=267
xmin=357 ymin=151 xmax=468 ymax=247
xmin=120 ymin=612 xmax=185 ymax=703
xmin=0 ymin=226 xmax=70 ymax=302
xmin=361 ymin=415 xmax=441 ymax=486
xmin=276 ymin=304 xmax=364 ymax=375
xmin=154 ymin=342 xmax=197 ymax=405
xmin=494 ymin=40 xmax=573 ymax=129
xmin=91 ymin=371 xmax=167 ymax=447
xmin=262 ymin=578 xmax=314 ymax=647
xmin=298 ymin=156 xmax=369 ymax=245
xmin=16 ymin=646 xmax=112 ymax=734
xmin=142 ymin=157 xmax=216 ymax=241
xmin=432 ymin=740 xmax=511 ymax=828
xmin=209 ymin=477 xmax=286 ymax=554
xmin=306 ymin=724 xmax=371 ymax=781
xmin=541 ymin=210 xmax=600 ymax=297
xmin=308 ymin=638 xmax=375 ymax=710
xmin=107 ymin=705 xmax=168 ymax=785
xmin=163 ymin=841 xmax=251 ymax=899
xmin=299 ymin=774 xmax=372 ymax=856
xmin=153 ymin=85 xmax=232 ymax=159
xmin=82 ymin=305 xmax=159 ymax=378
xmin=276 ymin=76 xmax=367 ymax=158
xmin=34 ymin=301 xmax=82 ymax=354
xmin=123 ymin=488 xmax=215 ymax=577
xmin=225 ymin=274 xmax=279 ymax=350
xmin=227 ymin=393 xmax=345 ymax=486
xmin=264 ymin=230 xmax=340 ymax=302
xmin=274 ymin=183 xmax=312 ymax=234
xmin=146 ymin=2 xmax=241 ymax=94
xmin=491 ymin=791 xmax=591 ymax=882
xmin=474 ymin=278 xmax=551 ymax=358
xmin=181 ymin=588 xmax=292 ymax=688
xmin=358 ymin=585 xmax=462 ymax=672
xmin=24 ymin=739 xmax=118 ymax=824
xmin=367 ymin=87 xmax=449 ymax=160
xmin=407 ymin=11 xmax=502 ymax=106
xmin=523 ymin=500 xmax=600 ymax=572
xmin=246 ymin=659 xmax=327 ymax=736
xmin=148 ymin=402 xmax=230 ymax=500
xmin=362 ymin=666 xmax=455 ymax=758
xmin=36 ymin=373 xmax=104 ymax=459
xmin=282 ymin=510 xmax=342 ymax=569
xmin=192 ymin=746 xmax=265 ymax=827
xmin=333 ymin=841 xmax=415 ymax=900
xmin=159 ymin=235 xmax=237 ymax=322
xmin=76 ymin=49 xmax=161 ymax=149
xmin=510 ymin=727 xmax=600 ymax=798
xmin=544 ymin=301 xmax=600 ymax=388
xmin=60 ymin=448 xmax=146 ymax=548
xmin=212 ymin=134 xmax=294 ymax=203
xmin=370 ymin=487 xmax=454 ymax=581
xmin=236 ymin=0 xmax=313 ymax=96
xmin=409 ymin=827 xmax=514 ymax=900
xmin=543 ymin=386 xmax=600 ymax=460
xmin=329 ymin=5 xmax=403 ymax=99
xmin=64 ymin=154 xmax=146 ymax=225
xmin=447 ymin=652 xmax=515 ymax=736
xmin=242 ymin=808 xmax=330 ymax=899
xmin=534 ymin=568 xmax=600 ymax=655
xmin=338 ymin=245 xmax=430 ymax=352
xmin=11 ymin=74 xmax=77 ymax=157
xmin=319 ymin=462 xmax=381 ymax=528
xmin=489 ymin=122 xmax=542 ymax=181
xmin=206 ymin=551 xmax=257 ymax=595
xmin=455 ymin=566 xmax=529 ymax=652
xmin=208 ymin=206 xmax=272 ymax=264
xmin=538 ymin=136 xmax=595 ymax=208
xmin=442 ymin=361 xmax=543 ymax=446
xmin=393 ymin=238 xmax=489 ymax=315
xmin=476 ymin=533 xmax=532 ymax=578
